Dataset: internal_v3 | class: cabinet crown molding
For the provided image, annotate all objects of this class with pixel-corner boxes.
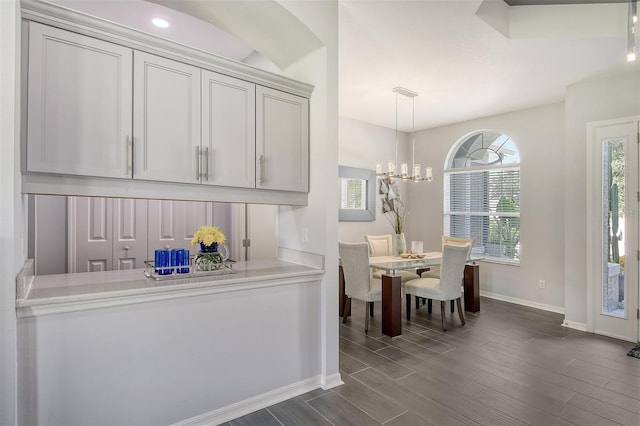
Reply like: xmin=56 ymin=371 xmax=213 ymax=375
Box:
xmin=20 ymin=0 xmax=314 ymax=99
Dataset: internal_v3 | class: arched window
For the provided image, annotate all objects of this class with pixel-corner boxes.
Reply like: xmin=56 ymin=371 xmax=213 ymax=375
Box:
xmin=444 ymin=130 xmax=521 ymax=263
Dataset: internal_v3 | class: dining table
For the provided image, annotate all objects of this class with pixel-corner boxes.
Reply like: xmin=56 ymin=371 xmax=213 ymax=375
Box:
xmin=338 ymin=252 xmax=481 ymax=337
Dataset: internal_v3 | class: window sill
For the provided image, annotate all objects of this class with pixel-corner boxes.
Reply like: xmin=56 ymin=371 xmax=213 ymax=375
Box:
xmin=479 ymin=258 xmax=520 ymax=266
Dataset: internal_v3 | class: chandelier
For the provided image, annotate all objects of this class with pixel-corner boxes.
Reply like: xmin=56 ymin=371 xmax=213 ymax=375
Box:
xmin=376 ymin=87 xmax=432 ymax=182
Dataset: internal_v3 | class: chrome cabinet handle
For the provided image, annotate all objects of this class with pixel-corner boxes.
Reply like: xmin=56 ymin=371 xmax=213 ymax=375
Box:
xmin=126 ymin=136 xmax=132 ymax=175
xmin=259 ymin=155 xmax=265 ymax=184
xmin=196 ymin=146 xmax=201 ymax=180
xmin=205 ymin=147 xmax=210 ymax=181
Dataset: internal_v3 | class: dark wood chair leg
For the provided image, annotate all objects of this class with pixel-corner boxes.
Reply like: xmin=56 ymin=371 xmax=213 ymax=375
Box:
xmin=456 ymin=298 xmax=465 ymax=326
xmin=369 ymin=301 xmax=374 ymax=317
xmin=427 ymin=299 xmax=432 ymax=313
xmin=406 ymin=293 xmax=411 ymax=320
xmin=451 ymin=300 xmax=455 ymax=313
xmin=342 ymin=297 xmax=350 ymax=323
xmin=365 ymin=302 xmax=371 ymax=333
xmin=415 ymin=295 xmax=420 ymax=309
xmin=421 ymin=297 xmax=427 ymax=306
xmin=440 ymin=300 xmax=447 ymax=331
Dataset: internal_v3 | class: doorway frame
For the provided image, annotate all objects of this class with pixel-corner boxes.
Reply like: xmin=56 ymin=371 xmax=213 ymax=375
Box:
xmin=586 ymin=115 xmax=640 ymax=343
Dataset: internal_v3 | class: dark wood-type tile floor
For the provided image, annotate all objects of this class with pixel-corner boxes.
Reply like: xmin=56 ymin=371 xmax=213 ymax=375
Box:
xmin=225 ymin=297 xmax=640 ymax=425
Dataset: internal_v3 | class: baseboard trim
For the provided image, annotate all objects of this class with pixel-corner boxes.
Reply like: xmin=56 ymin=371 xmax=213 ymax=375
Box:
xmin=174 ymin=375 xmax=325 ymax=426
xmin=320 ymin=373 xmax=344 ymax=390
xmin=480 ymin=291 xmax=565 ymax=314
xmin=593 ymin=328 xmax=637 ymax=343
xmin=561 ymin=319 xmax=588 ymax=332
xmin=562 ymin=319 xmax=636 ymax=342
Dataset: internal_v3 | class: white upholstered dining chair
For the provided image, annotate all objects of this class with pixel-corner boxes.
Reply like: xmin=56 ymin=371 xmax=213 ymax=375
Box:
xmin=338 ymin=241 xmax=382 ymax=333
xmin=420 ymin=236 xmax=475 ymax=279
xmin=364 ymin=234 xmax=419 ymax=283
xmin=404 ymin=243 xmax=472 ymax=331
xmin=418 ymin=236 xmax=475 ymax=312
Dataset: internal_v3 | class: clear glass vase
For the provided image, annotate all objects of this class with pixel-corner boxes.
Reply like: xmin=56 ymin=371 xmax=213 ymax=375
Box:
xmin=393 ymin=233 xmax=406 ymax=256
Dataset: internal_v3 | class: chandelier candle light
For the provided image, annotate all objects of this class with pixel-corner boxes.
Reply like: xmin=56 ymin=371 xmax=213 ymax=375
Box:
xmin=376 ymin=87 xmax=433 ymax=182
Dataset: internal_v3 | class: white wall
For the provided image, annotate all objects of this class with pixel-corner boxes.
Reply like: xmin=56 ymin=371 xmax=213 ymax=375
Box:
xmin=338 ymin=116 xmax=410 ymax=243
xmin=407 ymin=102 xmax=566 ymax=311
xmin=32 ymin=195 xmax=67 ymax=275
xmin=276 ymin=0 xmax=340 ymax=388
xmin=564 ymin=69 xmax=640 ymax=327
xmin=0 ymin=0 xmax=23 ymax=423
xmin=341 ymin=104 xmax=567 ymax=311
xmin=17 ymin=280 xmax=322 ymax=425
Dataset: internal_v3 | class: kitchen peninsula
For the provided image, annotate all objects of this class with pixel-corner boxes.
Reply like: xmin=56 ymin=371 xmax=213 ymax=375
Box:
xmin=16 ymin=255 xmax=326 ymax=425
xmin=17 ymin=258 xmax=324 ymax=316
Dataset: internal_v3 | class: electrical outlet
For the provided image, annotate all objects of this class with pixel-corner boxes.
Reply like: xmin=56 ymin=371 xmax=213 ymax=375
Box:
xmin=538 ymin=280 xmax=545 ymax=289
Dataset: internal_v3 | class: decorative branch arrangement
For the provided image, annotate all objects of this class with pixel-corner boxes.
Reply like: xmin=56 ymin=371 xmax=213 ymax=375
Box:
xmin=380 ymin=177 xmax=408 ymax=234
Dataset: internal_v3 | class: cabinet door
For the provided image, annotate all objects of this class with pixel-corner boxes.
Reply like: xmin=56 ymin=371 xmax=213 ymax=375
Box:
xmin=27 ymin=22 xmax=133 ymax=178
xmin=256 ymin=86 xmax=309 ymax=192
xmin=201 ymin=71 xmax=255 ymax=188
xmin=133 ymin=52 xmax=200 ymax=183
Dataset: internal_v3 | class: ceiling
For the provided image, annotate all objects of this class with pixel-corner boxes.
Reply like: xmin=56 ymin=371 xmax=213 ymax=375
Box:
xmin=47 ymin=0 xmax=638 ymax=132
xmin=339 ymin=0 xmax=638 ymax=131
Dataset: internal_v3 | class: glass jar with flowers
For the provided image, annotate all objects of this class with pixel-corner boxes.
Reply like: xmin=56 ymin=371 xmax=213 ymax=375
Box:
xmin=191 ymin=225 xmax=229 ymax=270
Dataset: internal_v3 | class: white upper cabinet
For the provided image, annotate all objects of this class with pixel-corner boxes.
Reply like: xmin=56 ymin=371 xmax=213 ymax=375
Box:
xmin=26 ymin=22 xmax=133 ymax=178
xmin=133 ymin=51 xmax=201 ymax=183
xmin=256 ymin=86 xmax=309 ymax=192
xmin=22 ymin=7 xmax=313 ymax=203
xmin=201 ymin=71 xmax=256 ymax=188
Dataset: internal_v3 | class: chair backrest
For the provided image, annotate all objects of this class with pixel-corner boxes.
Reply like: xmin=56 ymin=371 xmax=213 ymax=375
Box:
xmin=442 ymin=236 xmax=475 ymax=259
xmin=339 ymin=241 xmax=373 ymax=301
xmin=439 ymin=243 xmax=472 ymax=300
xmin=364 ymin=234 xmax=393 ymax=257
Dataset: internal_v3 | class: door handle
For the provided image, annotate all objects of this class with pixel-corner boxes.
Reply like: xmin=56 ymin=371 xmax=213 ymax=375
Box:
xmin=196 ymin=146 xmax=201 ymax=180
xmin=126 ymin=136 xmax=132 ymax=175
xmin=259 ymin=155 xmax=265 ymax=184
xmin=205 ymin=147 xmax=210 ymax=181
xmin=123 ymin=245 xmax=130 ymax=251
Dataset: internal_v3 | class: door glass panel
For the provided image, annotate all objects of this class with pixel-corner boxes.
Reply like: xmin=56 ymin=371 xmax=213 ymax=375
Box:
xmin=602 ymin=138 xmax=625 ymax=317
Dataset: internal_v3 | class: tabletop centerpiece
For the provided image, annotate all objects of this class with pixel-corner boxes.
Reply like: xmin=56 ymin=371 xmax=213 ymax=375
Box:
xmin=191 ymin=225 xmax=227 ymax=270
xmin=380 ymin=177 xmax=408 ymax=256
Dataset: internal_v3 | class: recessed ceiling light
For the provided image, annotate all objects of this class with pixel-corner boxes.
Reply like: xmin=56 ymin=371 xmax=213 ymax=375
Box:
xmin=152 ymin=18 xmax=169 ymax=28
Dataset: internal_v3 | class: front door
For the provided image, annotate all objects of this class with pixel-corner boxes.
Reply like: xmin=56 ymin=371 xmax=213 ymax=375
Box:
xmin=588 ymin=118 xmax=639 ymax=342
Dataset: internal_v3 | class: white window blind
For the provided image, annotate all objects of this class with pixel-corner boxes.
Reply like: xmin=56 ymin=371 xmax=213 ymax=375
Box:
xmin=341 ymin=178 xmax=366 ymax=210
xmin=444 ymin=166 xmax=520 ymax=262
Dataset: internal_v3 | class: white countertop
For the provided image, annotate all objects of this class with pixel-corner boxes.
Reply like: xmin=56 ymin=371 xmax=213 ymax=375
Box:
xmin=16 ymin=259 xmax=324 ymax=316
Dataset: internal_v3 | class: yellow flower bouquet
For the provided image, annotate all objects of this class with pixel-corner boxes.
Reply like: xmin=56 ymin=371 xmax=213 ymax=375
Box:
xmin=191 ymin=225 xmax=228 ymax=270
xmin=191 ymin=225 xmax=226 ymax=248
